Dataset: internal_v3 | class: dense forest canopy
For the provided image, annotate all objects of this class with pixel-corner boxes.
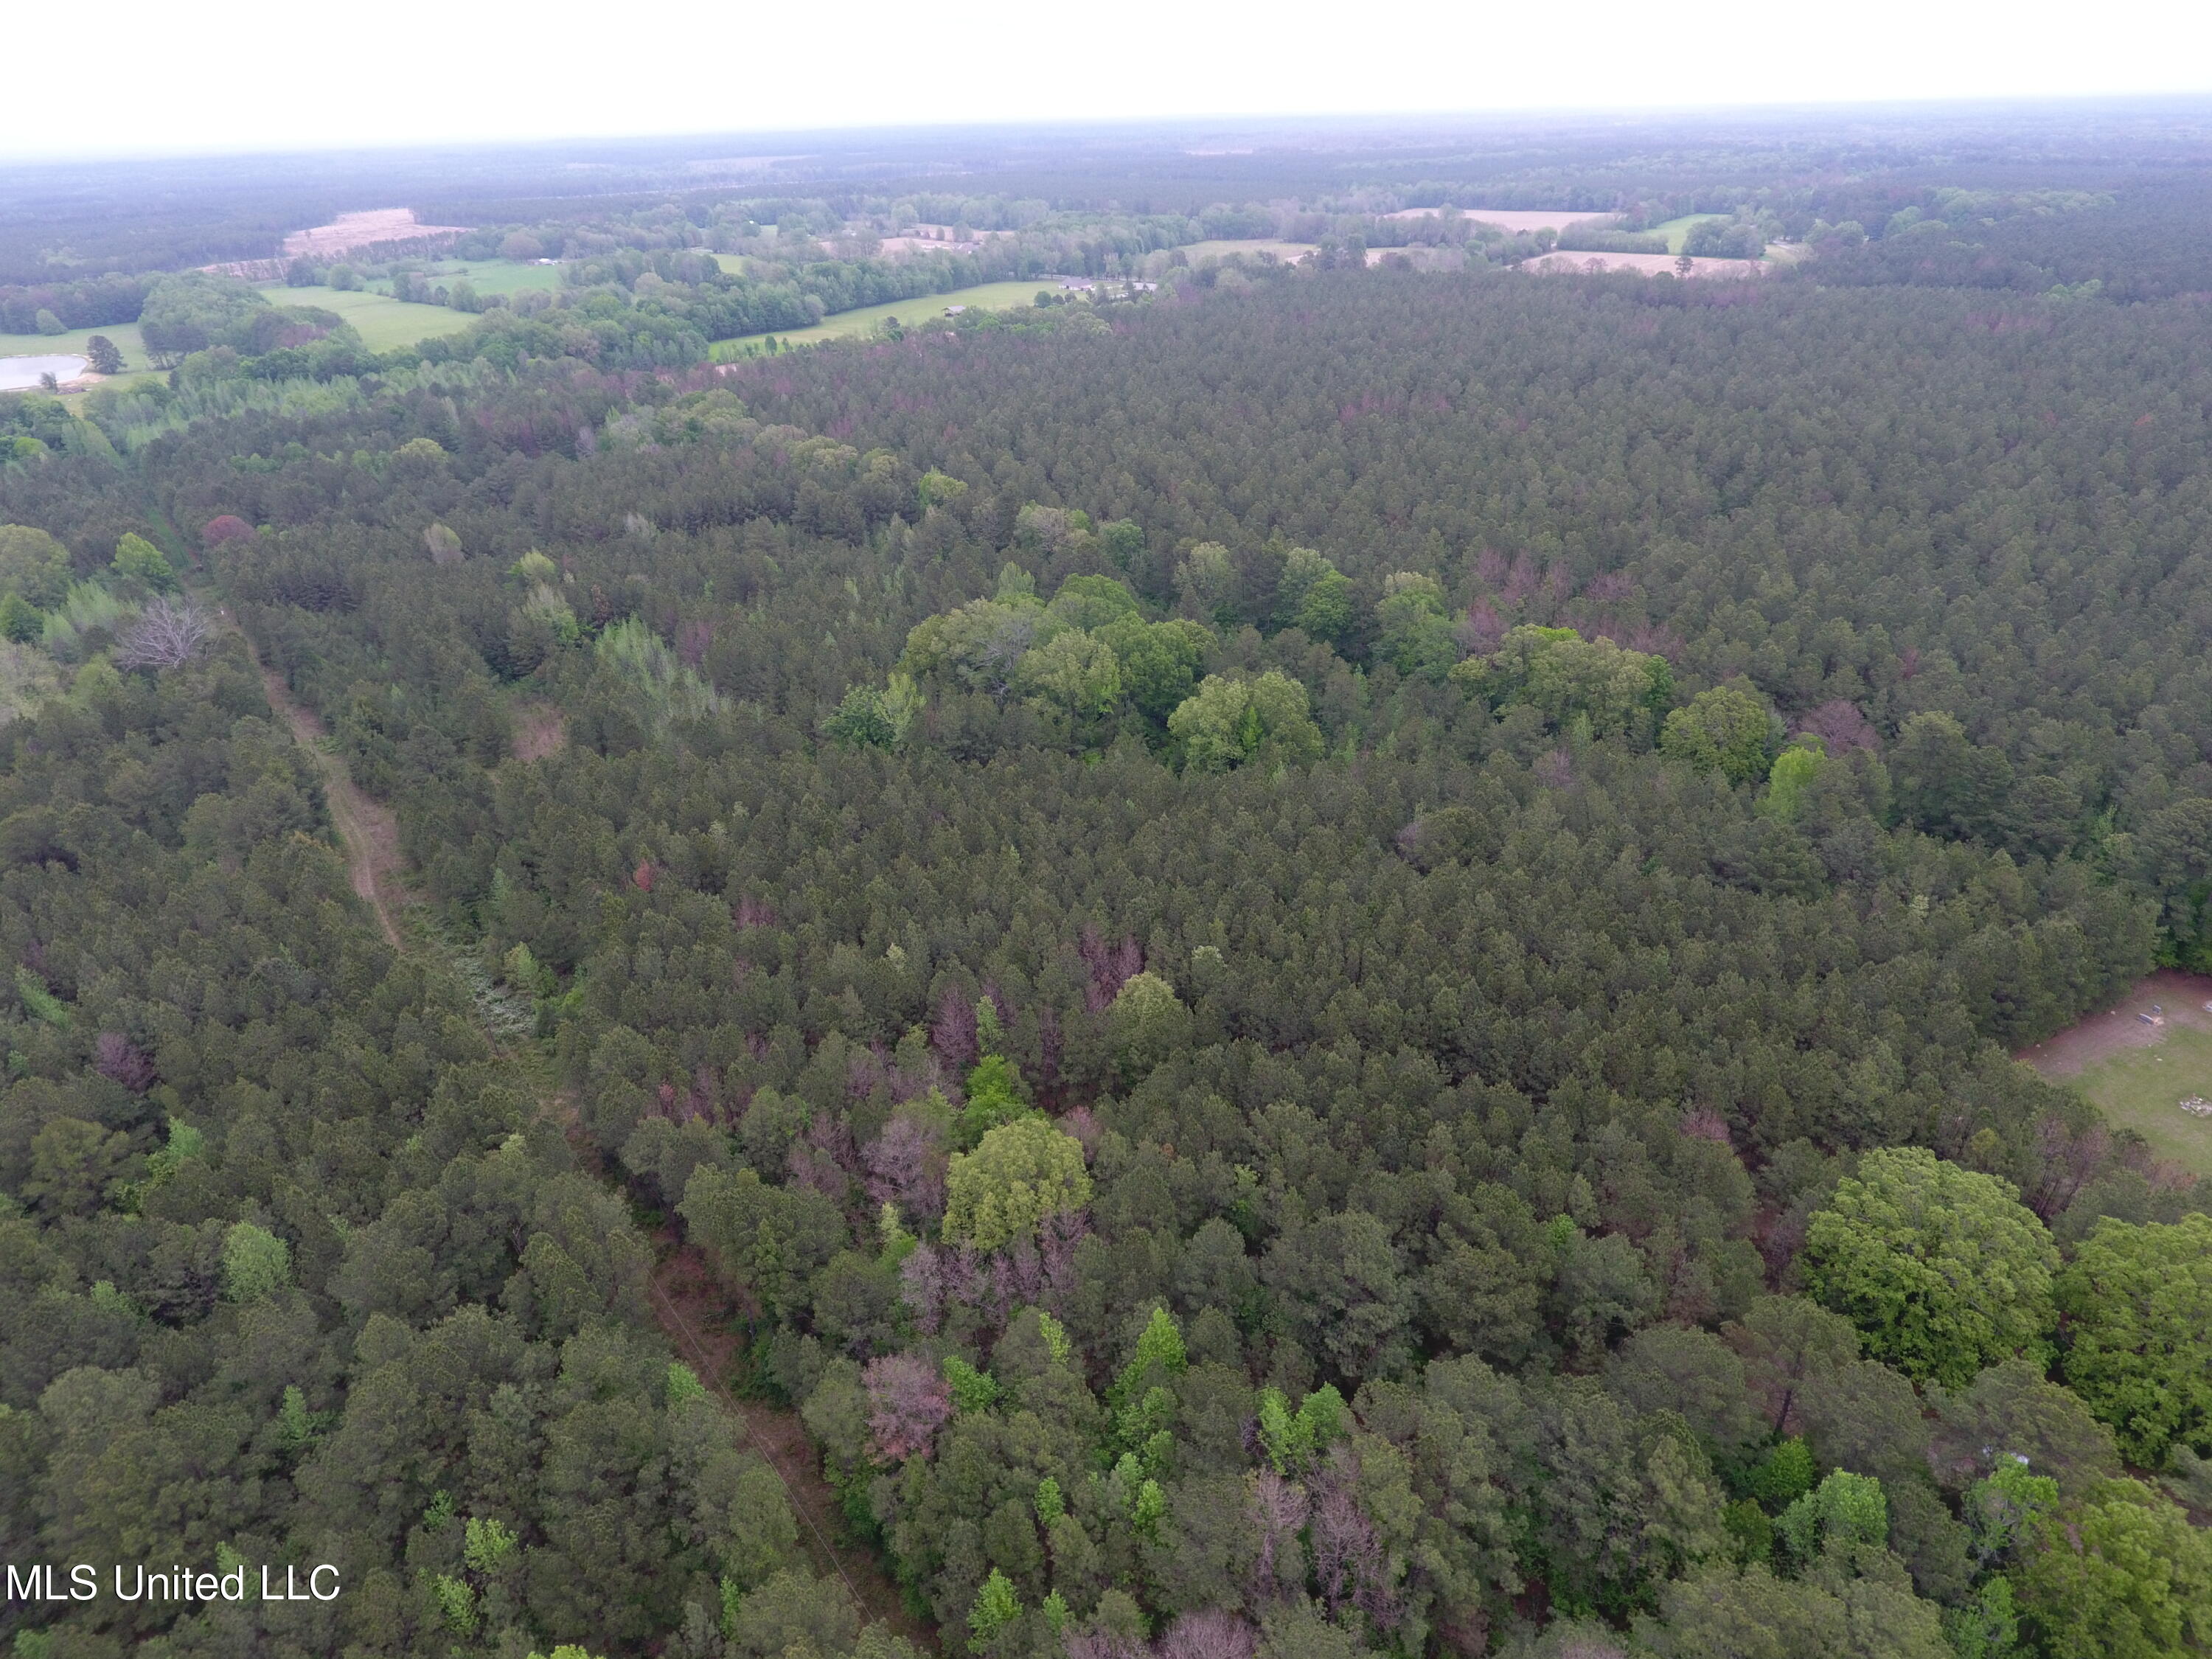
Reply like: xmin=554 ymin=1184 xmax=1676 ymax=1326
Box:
xmin=4 ymin=108 xmax=2212 ymax=1659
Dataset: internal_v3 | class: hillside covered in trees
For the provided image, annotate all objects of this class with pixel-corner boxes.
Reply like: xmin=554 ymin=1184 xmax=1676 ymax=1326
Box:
xmin=4 ymin=114 xmax=2212 ymax=1659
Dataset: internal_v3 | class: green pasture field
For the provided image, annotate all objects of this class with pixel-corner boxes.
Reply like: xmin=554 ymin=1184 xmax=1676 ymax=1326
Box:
xmin=266 ymin=286 xmax=479 ymax=352
xmin=406 ymin=260 xmax=565 ymax=298
xmin=708 ymin=280 xmax=1074 ymax=357
xmin=1648 ymin=214 xmax=1729 ymax=254
xmin=2062 ymin=1023 xmax=2212 ymax=1178
xmin=0 ymin=321 xmax=149 ymax=374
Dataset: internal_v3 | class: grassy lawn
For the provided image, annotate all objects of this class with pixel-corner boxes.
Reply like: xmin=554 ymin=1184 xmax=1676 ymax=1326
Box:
xmin=1648 ymin=214 xmax=1728 ymax=254
xmin=5 ymin=274 xmax=523 ymax=383
xmin=408 ymin=260 xmax=565 ymax=298
xmin=709 ymin=280 xmax=1074 ymax=356
xmin=267 ymin=286 xmax=479 ymax=352
xmin=0 ymin=321 xmax=150 ymax=373
xmin=2063 ymin=1023 xmax=2212 ymax=1177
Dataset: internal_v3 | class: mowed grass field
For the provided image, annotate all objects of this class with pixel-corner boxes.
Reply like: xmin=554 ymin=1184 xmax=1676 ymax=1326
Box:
xmin=1649 ymin=214 xmax=1729 ymax=253
xmin=2062 ymin=1023 xmax=2212 ymax=1177
xmin=709 ymin=281 xmax=1071 ymax=356
xmin=4 ymin=275 xmax=519 ymax=386
xmin=271 ymin=286 xmax=480 ymax=351
xmin=408 ymin=260 xmax=565 ymax=298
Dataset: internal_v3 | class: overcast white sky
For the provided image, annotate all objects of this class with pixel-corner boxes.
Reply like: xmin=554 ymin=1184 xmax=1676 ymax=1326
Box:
xmin=4 ymin=0 xmax=2209 ymax=159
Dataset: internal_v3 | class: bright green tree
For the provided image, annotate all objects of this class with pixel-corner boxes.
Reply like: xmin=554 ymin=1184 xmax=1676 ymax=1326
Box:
xmin=1106 ymin=971 xmax=1191 ymax=1079
xmin=953 ymin=1053 xmax=1032 ymax=1147
xmin=1096 ymin=616 xmax=1209 ymax=724
xmin=0 ymin=524 xmax=71 ymax=606
xmin=824 ymin=685 xmax=897 ymax=748
xmin=509 ymin=549 xmax=559 ymax=585
xmin=917 ymin=470 xmax=967 ymax=511
xmin=1274 ymin=546 xmax=1352 ymax=642
xmin=1662 ymin=684 xmax=1780 ymax=783
xmin=1375 ymin=571 xmax=1459 ymax=681
xmin=111 ymin=533 xmax=175 ymax=590
xmin=1169 ymin=669 xmax=1323 ymax=771
xmin=1965 ymin=1459 xmax=2058 ymax=1567
xmin=1175 ymin=541 xmax=1239 ymax=628
xmin=1016 ymin=629 xmax=1123 ymax=725
xmin=942 ymin=1118 xmax=1091 ymax=1251
xmin=0 ymin=590 xmax=41 ymax=643
xmin=220 ymin=1220 xmax=292 ymax=1302
xmin=464 ymin=1515 xmax=518 ymax=1572
xmin=1760 ymin=739 xmax=1827 ymax=822
xmin=2057 ymin=1213 xmax=2212 ymax=1465
xmin=1775 ymin=1470 xmax=1888 ymax=1562
xmin=1046 ymin=573 xmax=1141 ymax=631
xmin=2015 ymin=1479 xmax=2212 ymax=1659
xmin=1453 ymin=622 xmax=1675 ymax=741
xmin=1099 ymin=518 xmax=1145 ymax=569
xmin=1802 ymin=1147 xmax=2057 ymax=1388
xmin=970 ymin=1568 xmax=1020 ymax=1642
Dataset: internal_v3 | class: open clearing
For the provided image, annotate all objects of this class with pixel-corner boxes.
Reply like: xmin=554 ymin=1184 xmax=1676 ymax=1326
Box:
xmin=2021 ymin=971 xmax=2212 ymax=1176
xmin=1385 ymin=208 xmax=1619 ymax=234
xmin=1180 ymin=238 xmax=1320 ymax=262
xmin=1526 ymin=251 xmax=1767 ymax=279
xmin=1649 ymin=213 xmax=1730 ymax=253
xmin=4 ymin=283 xmax=488 ymax=394
xmin=285 ymin=208 xmax=470 ymax=259
xmin=403 ymin=259 xmax=563 ymax=298
xmin=268 ymin=285 xmax=479 ymax=351
xmin=709 ymin=279 xmax=1068 ymax=355
xmin=878 ymin=236 xmax=986 ymax=257
xmin=0 ymin=321 xmax=148 ymax=373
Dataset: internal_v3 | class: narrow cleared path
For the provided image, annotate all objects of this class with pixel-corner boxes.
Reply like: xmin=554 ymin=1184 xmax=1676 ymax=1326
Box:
xmin=233 ymin=619 xmax=928 ymax=1645
xmin=239 ymin=630 xmax=408 ymax=947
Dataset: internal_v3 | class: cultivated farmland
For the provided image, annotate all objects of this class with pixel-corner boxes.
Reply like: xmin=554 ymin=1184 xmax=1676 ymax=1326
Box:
xmin=284 ymin=208 xmax=470 ymax=259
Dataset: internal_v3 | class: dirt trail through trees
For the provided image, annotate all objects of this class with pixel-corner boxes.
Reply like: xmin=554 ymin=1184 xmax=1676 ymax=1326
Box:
xmin=235 ymin=624 xmax=408 ymax=947
xmin=237 ymin=626 xmax=928 ymax=1646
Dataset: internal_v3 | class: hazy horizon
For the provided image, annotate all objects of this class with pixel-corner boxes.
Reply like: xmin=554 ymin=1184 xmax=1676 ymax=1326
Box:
xmin=7 ymin=0 xmax=2211 ymax=161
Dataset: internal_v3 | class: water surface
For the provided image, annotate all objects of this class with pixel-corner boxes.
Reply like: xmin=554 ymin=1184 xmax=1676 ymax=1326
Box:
xmin=0 ymin=355 xmax=88 ymax=392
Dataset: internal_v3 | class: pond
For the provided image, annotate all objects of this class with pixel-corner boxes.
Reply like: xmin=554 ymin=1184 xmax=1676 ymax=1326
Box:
xmin=0 ymin=355 xmax=88 ymax=392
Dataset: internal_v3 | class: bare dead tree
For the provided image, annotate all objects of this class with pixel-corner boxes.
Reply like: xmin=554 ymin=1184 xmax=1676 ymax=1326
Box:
xmin=114 ymin=596 xmax=215 ymax=671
